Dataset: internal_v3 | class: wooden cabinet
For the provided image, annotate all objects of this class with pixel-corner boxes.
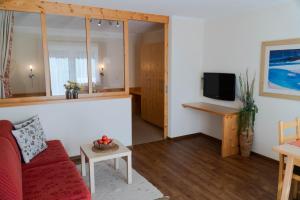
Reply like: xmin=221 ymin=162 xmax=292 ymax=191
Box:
xmin=140 ymin=42 xmax=164 ymax=128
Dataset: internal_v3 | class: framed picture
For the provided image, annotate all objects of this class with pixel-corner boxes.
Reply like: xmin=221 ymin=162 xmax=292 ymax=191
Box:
xmin=260 ymin=38 xmax=300 ymax=101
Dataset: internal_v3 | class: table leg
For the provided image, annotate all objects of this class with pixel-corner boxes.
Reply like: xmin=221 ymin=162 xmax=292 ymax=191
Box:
xmin=281 ymin=156 xmax=294 ymax=200
xmin=81 ymin=150 xmax=86 ymax=176
xmin=127 ymin=154 xmax=132 ymax=184
xmin=89 ymin=160 xmax=95 ymax=194
xmin=114 ymin=158 xmax=119 ymax=170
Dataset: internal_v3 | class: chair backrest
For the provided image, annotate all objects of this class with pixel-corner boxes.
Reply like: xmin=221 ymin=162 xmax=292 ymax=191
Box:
xmin=0 ymin=137 xmax=23 ymax=200
xmin=279 ymin=118 xmax=300 ymax=144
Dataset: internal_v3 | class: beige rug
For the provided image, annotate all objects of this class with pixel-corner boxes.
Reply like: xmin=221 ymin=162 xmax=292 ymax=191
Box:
xmin=77 ymin=159 xmax=164 ymax=200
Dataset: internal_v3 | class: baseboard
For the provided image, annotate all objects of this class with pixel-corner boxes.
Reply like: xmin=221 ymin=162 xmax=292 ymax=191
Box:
xmin=168 ymin=132 xmax=278 ymax=163
xmin=70 ymin=133 xmax=278 ymax=165
xmin=168 ymin=132 xmax=221 ymax=144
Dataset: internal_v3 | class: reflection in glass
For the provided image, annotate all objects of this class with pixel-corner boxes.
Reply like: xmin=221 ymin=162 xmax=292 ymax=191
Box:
xmin=90 ymin=19 xmax=125 ymax=93
xmin=46 ymin=14 xmax=88 ymax=96
xmin=3 ymin=11 xmax=46 ymax=98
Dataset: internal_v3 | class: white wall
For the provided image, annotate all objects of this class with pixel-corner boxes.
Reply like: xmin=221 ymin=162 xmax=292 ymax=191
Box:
xmin=10 ymin=31 xmax=46 ymax=95
xmin=168 ymin=16 xmax=208 ymax=137
xmin=0 ymin=98 xmax=132 ymax=156
xmin=97 ymin=38 xmax=125 ymax=88
xmin=201 ymin=0 xmax=300 ymax=159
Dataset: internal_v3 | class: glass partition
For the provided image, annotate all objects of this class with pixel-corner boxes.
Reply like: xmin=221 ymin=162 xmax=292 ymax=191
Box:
xmin=6 ymin=11 xmax=46 ymax=98
xmin=46 ymin=14 xmax=88 ymax=96
xmin=89 ymin=19 xmax=125 ymax=93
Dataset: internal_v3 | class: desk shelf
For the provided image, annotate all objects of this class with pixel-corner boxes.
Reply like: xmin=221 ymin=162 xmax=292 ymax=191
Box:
xmin=183 ymin=102 xmax=239 ymax=157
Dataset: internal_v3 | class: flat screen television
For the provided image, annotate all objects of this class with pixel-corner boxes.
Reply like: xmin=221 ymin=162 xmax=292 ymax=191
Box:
xmin=203 ymin=73 xmax=236 ymax=101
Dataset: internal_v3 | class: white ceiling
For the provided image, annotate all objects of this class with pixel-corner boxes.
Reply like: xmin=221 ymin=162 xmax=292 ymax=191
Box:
xmin=50 ymin=0 xmax=291 ymax=19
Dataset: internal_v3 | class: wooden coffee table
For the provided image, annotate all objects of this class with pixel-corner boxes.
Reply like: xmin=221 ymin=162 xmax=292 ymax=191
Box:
xmin=80 ymin=139 xmax=132 ymax=193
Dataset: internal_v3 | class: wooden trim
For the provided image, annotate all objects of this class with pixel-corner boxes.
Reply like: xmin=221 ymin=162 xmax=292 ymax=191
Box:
xmin=0 ymin=0 xmax=169 ymax=23
xmin=0 ymin=94 xmax=131 ymax=108
xmin=85 ymin=16 xmax=92 ymax=94
xmin=1 ymin=91 xmax=128 ymax=102
xmin=163 ymin=23 xmax=169 ymax=139
xmin=11 ymin=92 xmax=46 ymax=98
xmin=124 ymin=20 xmax=129 ymax=95
xmin=40 ymin=12 xmax=51 ymax=96
xmin=182 ymin=102 xmax=239 ymax=116
xmin=259 ymin=38 xmax=300 ymax=101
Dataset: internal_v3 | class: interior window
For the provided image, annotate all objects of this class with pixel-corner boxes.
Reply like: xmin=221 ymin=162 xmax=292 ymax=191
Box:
xmin=1 ymin=11 xmax=46 ymax=98
xmin=46 ymin=14 xmax=88 ymax=96
xmin=89 ymin=19 xmax=125 ymax=93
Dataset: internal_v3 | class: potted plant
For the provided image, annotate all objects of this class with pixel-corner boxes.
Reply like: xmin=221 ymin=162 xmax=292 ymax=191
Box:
xmin=238 ymin=71 xmax=258 ymax=157
xmin=64 ymin=82 xmax=72 ymax=99
xmin=69 ymin=81 xmax=80 ymax=99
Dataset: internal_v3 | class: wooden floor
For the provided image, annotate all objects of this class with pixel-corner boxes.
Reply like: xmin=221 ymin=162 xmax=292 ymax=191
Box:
xmin=131 ymin=134 xmax=278 ymax=200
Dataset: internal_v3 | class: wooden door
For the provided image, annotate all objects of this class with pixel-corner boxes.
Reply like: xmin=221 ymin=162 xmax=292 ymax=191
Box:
xmin=140 ymin=42 xmax=164 ymax=128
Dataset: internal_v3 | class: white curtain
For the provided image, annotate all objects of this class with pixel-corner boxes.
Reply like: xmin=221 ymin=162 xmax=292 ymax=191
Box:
xmin=0 ymin=11 xmax=14 ymax=98
xmin=48 ymin=42 xmax=99 ymax=95
xmin=49 ymin=57 xmax=69 ymax=95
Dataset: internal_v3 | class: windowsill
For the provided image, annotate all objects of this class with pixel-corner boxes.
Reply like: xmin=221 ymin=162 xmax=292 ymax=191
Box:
xmin=0 ymin=94 xmax=131 ymax=108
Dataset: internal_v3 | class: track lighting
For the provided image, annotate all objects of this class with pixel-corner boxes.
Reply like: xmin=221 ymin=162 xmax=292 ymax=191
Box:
xmin=116 ymin=21 xmax=120 ymax=28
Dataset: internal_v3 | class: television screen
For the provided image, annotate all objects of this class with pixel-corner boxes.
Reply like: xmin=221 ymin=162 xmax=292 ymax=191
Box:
xmin=203 ymin=73 xmax=236 ymax=101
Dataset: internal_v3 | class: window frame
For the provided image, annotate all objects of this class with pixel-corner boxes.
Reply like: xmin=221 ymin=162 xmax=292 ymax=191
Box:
xmin=0 ymin=0 xmax=168 ymax=108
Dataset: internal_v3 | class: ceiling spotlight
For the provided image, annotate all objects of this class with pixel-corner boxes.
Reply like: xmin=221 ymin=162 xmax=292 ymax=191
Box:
xmin=97 ymin=20 xmax=102 ymax=27
xmin=116 ymin=21 xmax=120 ymax=28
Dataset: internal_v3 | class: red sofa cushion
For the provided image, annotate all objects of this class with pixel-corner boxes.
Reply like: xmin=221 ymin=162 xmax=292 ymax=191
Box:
xmin=23 ymin=161 xmax=90 ymax=200
xmin=0 ymin=137 xmax=23 ymax=200
xmin=22 ymin=140 xmax=69 ymax=170
xmin=0 ymin=120 xmax=21 ymax=160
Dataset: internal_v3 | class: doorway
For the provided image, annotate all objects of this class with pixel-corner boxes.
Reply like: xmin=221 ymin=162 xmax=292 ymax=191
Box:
xmin=128 ymin=21 xmax=166 ymax=145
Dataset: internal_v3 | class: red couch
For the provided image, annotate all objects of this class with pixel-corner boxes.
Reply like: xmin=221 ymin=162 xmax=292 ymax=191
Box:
xmin=0 ymin=120 xmax=91 ymax=200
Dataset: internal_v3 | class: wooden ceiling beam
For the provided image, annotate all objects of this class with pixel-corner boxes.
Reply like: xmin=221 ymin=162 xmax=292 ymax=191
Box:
xmin=0 ymin=0 xmax=169 ymax=23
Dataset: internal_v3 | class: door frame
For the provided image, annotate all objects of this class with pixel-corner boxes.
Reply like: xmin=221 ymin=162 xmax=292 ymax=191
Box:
xmin=163 ymin=23 xmax=169 ymax=139
xmin=129 ymin=21 xmax=169 ymax=139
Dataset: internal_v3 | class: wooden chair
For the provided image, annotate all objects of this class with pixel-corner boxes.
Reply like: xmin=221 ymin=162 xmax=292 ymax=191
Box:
xmin=278 ymin=118 xmax=300 ymax=200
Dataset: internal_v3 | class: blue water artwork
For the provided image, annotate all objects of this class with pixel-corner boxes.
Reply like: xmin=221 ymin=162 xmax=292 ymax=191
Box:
xmin=268 ymin=49 xmax=300 ymax=91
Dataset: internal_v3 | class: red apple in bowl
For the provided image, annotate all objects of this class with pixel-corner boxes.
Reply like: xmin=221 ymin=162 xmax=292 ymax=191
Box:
xmin=102 ymin=135 xmax=108 ymax=141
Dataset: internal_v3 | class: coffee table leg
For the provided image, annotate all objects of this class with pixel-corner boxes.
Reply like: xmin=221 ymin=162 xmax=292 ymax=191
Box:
xmin=127 ymin=154 xmax=132 ymax=184
xmin=114 ymin=158 xmax=119 ymax=170
xmin=81 ymin=150 xmax=86 ymax=176
xmin=89 ymin=160 xmax=95 ymax=194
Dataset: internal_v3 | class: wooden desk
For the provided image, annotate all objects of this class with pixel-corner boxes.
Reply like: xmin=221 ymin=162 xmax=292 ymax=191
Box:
xmin=273 ymin=143 xmax=300 ymax=200
xmin=182 ymin=102 xmax=239 ymax=157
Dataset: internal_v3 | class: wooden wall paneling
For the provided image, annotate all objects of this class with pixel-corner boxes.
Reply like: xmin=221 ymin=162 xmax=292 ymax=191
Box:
xmin=0 ymin=0 xmax=169 ymax=23
xmin=141 ymin=42 xmax=164 ymax=128
xmin=163 ymin=23 xmax=169 ymax=138
xmin=40 ymin=12 xmax=51 ymax=96
xmin=85 ymin=17 xmax=92 ymax=94
xmin=124 ymin=20 xmax=129 ymax=94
